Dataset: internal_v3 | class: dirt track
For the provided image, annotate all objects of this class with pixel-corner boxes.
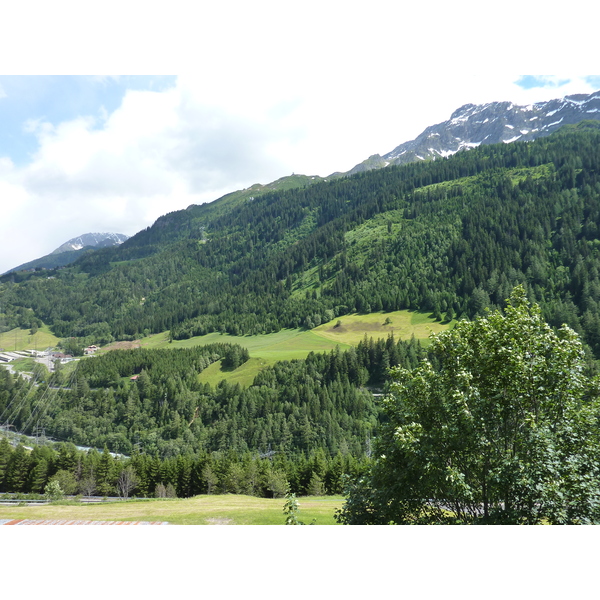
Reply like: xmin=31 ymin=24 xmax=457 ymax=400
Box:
xmin=101 ymin=340 xmax=142 ymax=351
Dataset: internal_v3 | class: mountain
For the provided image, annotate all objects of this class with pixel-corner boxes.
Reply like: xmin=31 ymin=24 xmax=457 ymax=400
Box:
xmin=347 ymin=89 xmax=600 ymax=174
xmin=3 ymin=122 xmax=600 ymax=362
xmin=50 ymin=232 xmax=129 ymax=254
xmin=4 ymin=232 xmax=129 ymax=275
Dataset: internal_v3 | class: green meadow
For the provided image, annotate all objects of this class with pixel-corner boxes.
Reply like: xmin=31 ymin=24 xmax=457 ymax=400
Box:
xmin=0 ymin=325 xmax=59 ymax=353
xmin=138 ymin=328 xmax=353 ymax=388
xmin=0 ymin=494 xmax=343 ymax=525
xmin=136 ymin=310 xmax=451 ymax=387
xmin=0 ymin=311 xmax=450 ymax=388
xmin=313 ymin=310 xmax=450 ymax=346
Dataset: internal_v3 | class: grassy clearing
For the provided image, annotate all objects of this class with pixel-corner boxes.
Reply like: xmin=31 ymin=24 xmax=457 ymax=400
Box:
xmin=191 ymin=330 xmax=353 ymax=387
xmin=312 ymin=310 xmax=451 ymax=346
xmin=140 ymin=327 xmax=352 ymax=356
xmin=0 ymin=325 xmax=59 ymax=353
xmin=0 ymin=494 xmax=343 ymax=525
xmin=135 ymin=311 xmax=449 ymax=388
xmin=290 ymin=264 xmax=321 ymax=296
xmin=135 ymin=328 xmax=354 ymax=387
xmin=343 ymin=209 xmax=406 ymax=247
xmin=9 ymin=357 xmax=36 ymax=373
xmin=198 ymin=358 xmax=272 ymax=388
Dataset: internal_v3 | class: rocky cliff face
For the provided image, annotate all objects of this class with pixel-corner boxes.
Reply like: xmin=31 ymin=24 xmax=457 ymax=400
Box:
xmin=347 ymin=90 xmax=600 ymax=174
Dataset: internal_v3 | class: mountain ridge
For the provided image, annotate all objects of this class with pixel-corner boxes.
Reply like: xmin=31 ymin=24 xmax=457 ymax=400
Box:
xmin=50 ymin=232 xmax=129 ymax=255
xmin=10 ymin=89 xmax=598 ymax=276
xmin=346 ymin=89 xmax=600 ymax=175
xmin=4 ymin=123 xmax=600 ymax=355
xmin=4 ymin=232 xmax=129 ymax=275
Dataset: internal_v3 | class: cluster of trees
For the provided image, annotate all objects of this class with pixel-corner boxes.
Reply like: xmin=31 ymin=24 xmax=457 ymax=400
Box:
xmin=5 ymin=288 xmax=600 ymax=524
xmin=3 ymin=124 xmax=600 ymax=362
xmin=0 ymin=335 xmax=425 ymax=459
xmin=0 ymin=439 xmax=370 ymax=499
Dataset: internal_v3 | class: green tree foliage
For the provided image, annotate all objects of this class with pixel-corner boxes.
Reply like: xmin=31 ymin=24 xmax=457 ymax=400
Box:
xmin=0 ymin=434 xmax=371 ymax=499
xmin=0 ymin=335 xmax=421 ymax=460
xmin=95 ymin=447 xmax=115 ymax=497
xmin=49 ymin=469 xmax=78 ymax=495
xmin=44 ymin=479 xmax=64 ymax=502
xmin=283 ymin=490 xmax=304 ymax=524
xmin=0 ymin=437 xmax=12 ymax=491
xmin=337 ymin=287 xmax=600 ymax=524
xmin=50 ymin=470 xmax=78 ymax=495
xmin=4 ymin=444 xmax=31 ymax=493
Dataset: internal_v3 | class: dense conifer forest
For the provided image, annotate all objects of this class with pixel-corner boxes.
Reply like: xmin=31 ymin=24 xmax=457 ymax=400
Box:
xmin=0 ymin=435 xmax=370 ymax=499
xmin=0 ymin=336 xmax=423 ymax=498
xmin=0 ymin=335 xmax=424 ymax=456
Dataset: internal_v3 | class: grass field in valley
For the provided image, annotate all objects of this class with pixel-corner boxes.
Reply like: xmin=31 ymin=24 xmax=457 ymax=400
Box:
xmin=0 ymin=494 xmax=343 ymax=525
xmin=0 ymin=325 xmax=59 ymax=353
xmin=0 ymin=311 xmax=450 ymax=389
xmin=133 ymin=310 xmax=451 ymax=387
xmin=137 ymin=328 xmax=353 ymax=387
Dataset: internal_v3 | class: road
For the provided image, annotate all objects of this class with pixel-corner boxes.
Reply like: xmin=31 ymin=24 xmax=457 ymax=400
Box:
xmin=34 ymin=354 xmax=56 ymax=372
xmin=0 ymin=364 xmax=32 ymax=380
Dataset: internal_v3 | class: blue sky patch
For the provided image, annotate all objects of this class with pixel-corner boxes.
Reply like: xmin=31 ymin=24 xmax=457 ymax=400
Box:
xmin=584 ymin=76 xmax=600 ymax=90
xmin=0 ymin=75 xmax=176 ymax=165
xmin=515 ymin=76 xmax=571 ymax=90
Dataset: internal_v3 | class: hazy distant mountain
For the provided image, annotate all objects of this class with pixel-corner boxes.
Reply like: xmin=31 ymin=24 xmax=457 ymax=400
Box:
xmin=50 ymin=232 xmax=129 ymax=254
xmin=347 ymin=89 xmax=600 ymax=174
xmin=4 ymin=232 xmax=129 ymax=274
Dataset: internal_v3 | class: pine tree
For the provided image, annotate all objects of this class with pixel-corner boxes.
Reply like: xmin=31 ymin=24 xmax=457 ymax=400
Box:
xmin=28 ymin=457 xmax=50 ymax=493
xmin=95 ymin=447 xmax=115 ymax=497
xmin=5 ymin=445 xmax=31 ymax=493
xmin=0 ymin=437 xmax=13 ymax=492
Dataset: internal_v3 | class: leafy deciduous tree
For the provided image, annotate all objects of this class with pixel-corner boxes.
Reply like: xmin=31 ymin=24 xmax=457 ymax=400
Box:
xmin=116 ymin=465 xmax=138 ymax=499
xmin=337 ymin=287 xmax=600 ymax=524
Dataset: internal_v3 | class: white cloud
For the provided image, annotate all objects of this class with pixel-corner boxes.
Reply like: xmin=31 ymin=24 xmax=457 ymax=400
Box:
xmin=0 ymin=78 xmax=303 ymax=272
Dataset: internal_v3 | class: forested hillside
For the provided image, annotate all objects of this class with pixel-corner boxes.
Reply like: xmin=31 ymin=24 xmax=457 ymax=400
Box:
xmin=2 ymin=122 xmax=600 ymax=361
xmin=0 ymin=335 xmax=424 ymax=457
xmin=3 ymin=122 xmax=600 ymax=503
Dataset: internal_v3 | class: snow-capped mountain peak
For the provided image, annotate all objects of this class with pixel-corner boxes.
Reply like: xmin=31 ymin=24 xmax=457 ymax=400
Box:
xmin=51 ymin=232 xmax=129 ymax=255
xmin=347 ymin=89 xmax=600 ymax=175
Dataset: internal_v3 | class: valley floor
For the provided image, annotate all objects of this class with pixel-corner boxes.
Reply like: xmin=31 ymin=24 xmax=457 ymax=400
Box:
xmin=0 ymin=494 xmax=344 ymax=525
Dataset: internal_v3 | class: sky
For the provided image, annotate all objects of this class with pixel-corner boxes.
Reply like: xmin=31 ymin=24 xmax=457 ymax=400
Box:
xmin=1 ymin=2 xmax=599 ymax=275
